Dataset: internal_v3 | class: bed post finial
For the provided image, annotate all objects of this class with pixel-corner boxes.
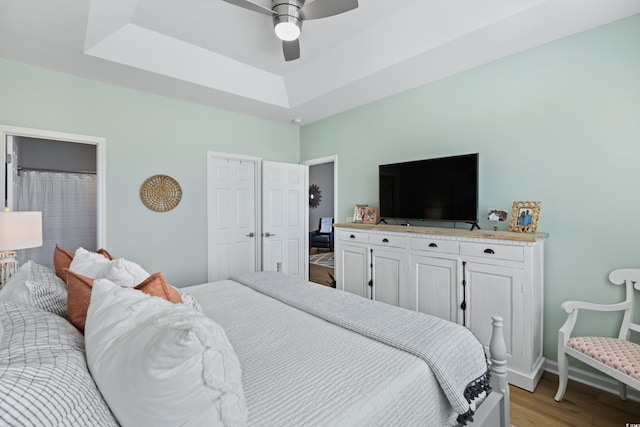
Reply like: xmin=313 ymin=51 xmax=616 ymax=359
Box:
xmin=489 ymin=316 xmax=510 ymax=425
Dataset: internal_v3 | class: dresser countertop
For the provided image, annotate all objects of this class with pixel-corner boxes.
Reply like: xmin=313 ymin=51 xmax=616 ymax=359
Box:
xmin=335 ymin=222 xmax=549 ymax=243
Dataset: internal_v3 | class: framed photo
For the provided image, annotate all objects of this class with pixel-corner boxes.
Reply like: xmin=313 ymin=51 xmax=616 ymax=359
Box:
xmin=487 ymin=208 xmax=508 ymax=222
xmin=363 ymin=207 xmax=378 ymax=224
xmin=509 ymin=201 xmax=541 ymax=233
xmin=352 ymin=204 xmax=368 ymax=223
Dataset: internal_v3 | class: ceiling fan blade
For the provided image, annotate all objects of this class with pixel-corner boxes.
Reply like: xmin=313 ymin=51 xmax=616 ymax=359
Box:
xmin=220 ymin=0 xmax=273 ymax=16
xmin=299 ymin=0 xmax=358 ymax=20
xmin=283 ymin=39 xmax=300 ymax=61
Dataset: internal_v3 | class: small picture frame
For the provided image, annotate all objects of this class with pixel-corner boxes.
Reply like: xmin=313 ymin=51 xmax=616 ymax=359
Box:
xmin=509 ymin=201 xmax=541 ymax=233
xmin=352 ymin=204 xmax=368 ymax=223
xmin=487 ymin=209 xmax=508 ymax=222
xmin=363 ymin=207 xmax=378 ymax=224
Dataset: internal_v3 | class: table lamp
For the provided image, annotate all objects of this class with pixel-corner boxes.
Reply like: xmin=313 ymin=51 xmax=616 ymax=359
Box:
xmin=0 ymin=208 xmax=43 ymax=287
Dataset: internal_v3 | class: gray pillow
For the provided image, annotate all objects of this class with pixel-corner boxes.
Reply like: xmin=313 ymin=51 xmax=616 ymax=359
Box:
xmin=0 ymin=261 xmax=67 ymax=318
xmin=0 ymin=302 xmax=118 ymax=426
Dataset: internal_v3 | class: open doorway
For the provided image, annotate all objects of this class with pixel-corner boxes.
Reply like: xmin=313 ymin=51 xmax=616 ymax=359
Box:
xmin=304 ymin=155 xmax=337 ymax=287
xmin=1 ymin=125 xmax=106 ymax=270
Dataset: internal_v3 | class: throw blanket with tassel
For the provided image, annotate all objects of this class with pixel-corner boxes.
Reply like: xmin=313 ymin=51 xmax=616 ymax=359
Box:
xmin=230 ymin=271 xmax=491 ymax=425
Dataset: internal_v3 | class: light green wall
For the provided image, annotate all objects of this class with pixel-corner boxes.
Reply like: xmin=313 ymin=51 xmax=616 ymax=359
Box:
xmin=1 ymin=14 xmax=638 ymax=364
xmin=300 ymin=15 xmax=640 ymax=361
xmin=0 ymin=59 xmax=300 ymax=286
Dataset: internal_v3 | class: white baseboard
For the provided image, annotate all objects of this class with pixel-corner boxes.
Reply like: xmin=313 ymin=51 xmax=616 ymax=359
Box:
xmin=544 ymin=360 xmax=640 ymax=402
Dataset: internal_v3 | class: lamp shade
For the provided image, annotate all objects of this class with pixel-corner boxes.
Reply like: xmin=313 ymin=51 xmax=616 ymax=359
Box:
xmin=0 ymin=210 xmax=43 ymax=251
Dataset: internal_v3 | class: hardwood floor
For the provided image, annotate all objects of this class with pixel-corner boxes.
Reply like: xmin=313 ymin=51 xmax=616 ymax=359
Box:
xmin=309 ymin=249 xmax=334 ymax=287
xmin=511 ymin=372 xmax=640 ymax=427
xmin=308 ymin=257 xmax=640 ymax=426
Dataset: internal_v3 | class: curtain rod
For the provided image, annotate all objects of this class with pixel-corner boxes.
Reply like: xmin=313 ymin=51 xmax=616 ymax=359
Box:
xmin=17 ymin=166 xmax=96 ymax=175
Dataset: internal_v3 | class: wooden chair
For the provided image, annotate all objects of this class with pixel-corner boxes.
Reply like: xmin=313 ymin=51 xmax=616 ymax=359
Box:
xmin=555 ymin=268 xmax=640 ymax=401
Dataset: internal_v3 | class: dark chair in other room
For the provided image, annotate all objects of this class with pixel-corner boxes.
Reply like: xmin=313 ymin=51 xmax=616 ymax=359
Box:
xmin=309 ymin=217 xmax=334 ymax=252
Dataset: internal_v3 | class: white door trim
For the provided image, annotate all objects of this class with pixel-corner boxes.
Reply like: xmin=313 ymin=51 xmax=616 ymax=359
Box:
xmin=0 ymin=125 xmax=107 ymax=247
xmin=301 ymin=155 xmax=338 ymax=223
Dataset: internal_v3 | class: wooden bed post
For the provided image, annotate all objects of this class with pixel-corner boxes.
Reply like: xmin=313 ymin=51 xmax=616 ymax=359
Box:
xmin=489 ymin=316 xmax=510 ymax=426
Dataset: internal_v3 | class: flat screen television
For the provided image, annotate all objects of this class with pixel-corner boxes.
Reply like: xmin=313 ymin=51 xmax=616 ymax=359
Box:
xmin=379 ymin=153 xmax=479 ymax=223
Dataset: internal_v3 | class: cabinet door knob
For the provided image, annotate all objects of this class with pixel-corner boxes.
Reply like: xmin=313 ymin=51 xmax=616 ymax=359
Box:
xmin=349 ymin=234 xmax=356 ymax=239
xmin=428 ymin=243 xmax=437 ymax=248
xmin=484 ymin=248 xmax=495 ymax=254
xmin=382 ymin=238 xmax=389 ymax=243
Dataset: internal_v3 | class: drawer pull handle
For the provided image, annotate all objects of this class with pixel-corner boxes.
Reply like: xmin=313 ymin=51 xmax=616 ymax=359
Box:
xmin=349 ymin=234 xmax=356 ymax=239
xmin=484 ymin=248 xmax=495 ymax=254
xmin=382 ymin=238 xmax=389 ymax=243
xmin=428 ymin=243 xmax=438 ymax=248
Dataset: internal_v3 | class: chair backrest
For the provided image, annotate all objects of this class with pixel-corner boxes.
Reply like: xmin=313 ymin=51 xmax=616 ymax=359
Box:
xmin=319 ymin=217 xmax=334 ymax=234
xmin=608 ymin=268 xmax=640 ymax=340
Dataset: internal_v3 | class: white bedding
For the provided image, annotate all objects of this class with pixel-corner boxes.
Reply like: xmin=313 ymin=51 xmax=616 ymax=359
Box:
xmin=186 ymin=279 xmax=461 ymax=426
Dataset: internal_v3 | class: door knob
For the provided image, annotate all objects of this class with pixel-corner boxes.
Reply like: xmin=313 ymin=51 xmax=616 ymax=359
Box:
xmin=246 ymin=232 xmax=255 ymax=237
xmin=264 ymin=232 xmax=276 ymax=237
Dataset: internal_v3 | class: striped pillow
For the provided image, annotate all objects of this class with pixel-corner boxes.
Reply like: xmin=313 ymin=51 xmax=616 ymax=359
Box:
xmin=0 ymin=261 xmax=68 ymax=318
xmin=26 ymin=261 xmax=68 ymax=317
xmin=0 ymin=302 xmax=118 ymax=426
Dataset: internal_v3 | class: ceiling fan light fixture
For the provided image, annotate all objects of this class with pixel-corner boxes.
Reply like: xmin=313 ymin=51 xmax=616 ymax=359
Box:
xmin=274 ymin=18 xmax=301 ymax=41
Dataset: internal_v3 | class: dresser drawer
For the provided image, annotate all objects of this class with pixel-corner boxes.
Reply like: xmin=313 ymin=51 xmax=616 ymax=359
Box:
xmin=460 ymin=242 xmax=524 ymax=261
xmin=368 ymin=234 xmax=408 ymax=249
xmin=410 ymin=238 xmax=460 ymax=254
xmin=337 ymin=230 xmax=369 ymax=244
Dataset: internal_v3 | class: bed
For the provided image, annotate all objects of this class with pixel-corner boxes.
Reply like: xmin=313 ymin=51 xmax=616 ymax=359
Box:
xmin=0 ymin=251 xmax=509 ymax=427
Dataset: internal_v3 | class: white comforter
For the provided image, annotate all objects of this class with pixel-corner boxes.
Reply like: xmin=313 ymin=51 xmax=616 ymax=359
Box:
xmin=187 ymin=277 xmax=473 ymax=426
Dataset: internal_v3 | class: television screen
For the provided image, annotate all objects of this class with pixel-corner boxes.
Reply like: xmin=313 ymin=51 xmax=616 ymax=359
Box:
xmin=379 ymin=153 xmax=478 ymax=223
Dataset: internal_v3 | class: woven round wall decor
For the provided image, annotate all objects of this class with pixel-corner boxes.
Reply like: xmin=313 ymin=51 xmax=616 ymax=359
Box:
xmin=140 ymin=174 xmax=182 ymax=212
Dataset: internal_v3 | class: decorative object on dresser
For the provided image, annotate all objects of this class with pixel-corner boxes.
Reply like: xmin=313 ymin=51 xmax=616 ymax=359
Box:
xmin=334 ymin=222 xmax=548 ymax=392
xmin=555 ymin=268 xmax=640 ymax=402
xmin=140 ymin=174 xmax=182 ymax=212
xmin=0 ymin=208 xmax=43 ymax=287
xmin=309 ymin=184 xmax=322 ymax=208
xmin=487 ymin=208 xmax=508 ymax=231
xmin=363 ymin=207 xmax=378 ymax=224
xmin=352 ymin=204 xmax=367 ymax=222
xmin=509 ymin=201 xmax=541 ymax=233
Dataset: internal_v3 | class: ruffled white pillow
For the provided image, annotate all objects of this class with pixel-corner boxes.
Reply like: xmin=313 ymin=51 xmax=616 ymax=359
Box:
xmin=100 ymin=258 xmax=150 ymax=287
xmin=85 ymin=278 xmax=247 ymax=427
xmin=69 ymin=247 xmax=111 ymax=278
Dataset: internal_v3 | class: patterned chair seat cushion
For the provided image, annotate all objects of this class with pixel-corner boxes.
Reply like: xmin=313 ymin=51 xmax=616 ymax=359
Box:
xmin=568 ymin=336 xmax=640 ymax=381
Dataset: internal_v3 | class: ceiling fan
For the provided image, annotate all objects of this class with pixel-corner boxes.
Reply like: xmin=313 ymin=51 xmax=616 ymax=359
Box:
xmin=221 ymin=0 xmax=359 ymax=61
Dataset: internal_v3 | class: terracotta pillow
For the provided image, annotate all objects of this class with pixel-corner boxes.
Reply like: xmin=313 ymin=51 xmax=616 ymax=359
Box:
xmin=53 ymin=245 xmax=75 ymax=280
xmin=66 ymin=270 xmax=182 ymax=332
xmin=66 ymin=269 xmax=94 ymax=332
xmin=97 ymin=248 xmax=115 ymax=260
xmin=135 ymin=272 xmax=183 ymax=304
xmin=55 ymin=246 xmax=114 ymax=281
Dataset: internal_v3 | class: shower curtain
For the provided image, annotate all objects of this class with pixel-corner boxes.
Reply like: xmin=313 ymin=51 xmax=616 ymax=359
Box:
xmin=16 ymin=170 xmax=97 ymax=270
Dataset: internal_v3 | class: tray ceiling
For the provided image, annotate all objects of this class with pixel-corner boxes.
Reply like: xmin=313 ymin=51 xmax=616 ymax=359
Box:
xmin=1 ymin=0 xmax=638 ymax=124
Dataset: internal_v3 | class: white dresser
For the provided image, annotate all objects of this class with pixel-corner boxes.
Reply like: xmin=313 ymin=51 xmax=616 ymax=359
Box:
xmin=334 ymin=223 xmax=548 ymax=392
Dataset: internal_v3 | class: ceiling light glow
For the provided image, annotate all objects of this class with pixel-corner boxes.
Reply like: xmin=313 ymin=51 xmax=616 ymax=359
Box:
xmin=275 ymin=22 xmax=300 ymax=41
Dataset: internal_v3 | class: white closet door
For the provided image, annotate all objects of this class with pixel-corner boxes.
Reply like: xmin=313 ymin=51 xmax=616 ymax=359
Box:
xmin=207 ymin=155 xmax=258 ymax=282
xmin=262 ymin=161 xmax=308 ymax=279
